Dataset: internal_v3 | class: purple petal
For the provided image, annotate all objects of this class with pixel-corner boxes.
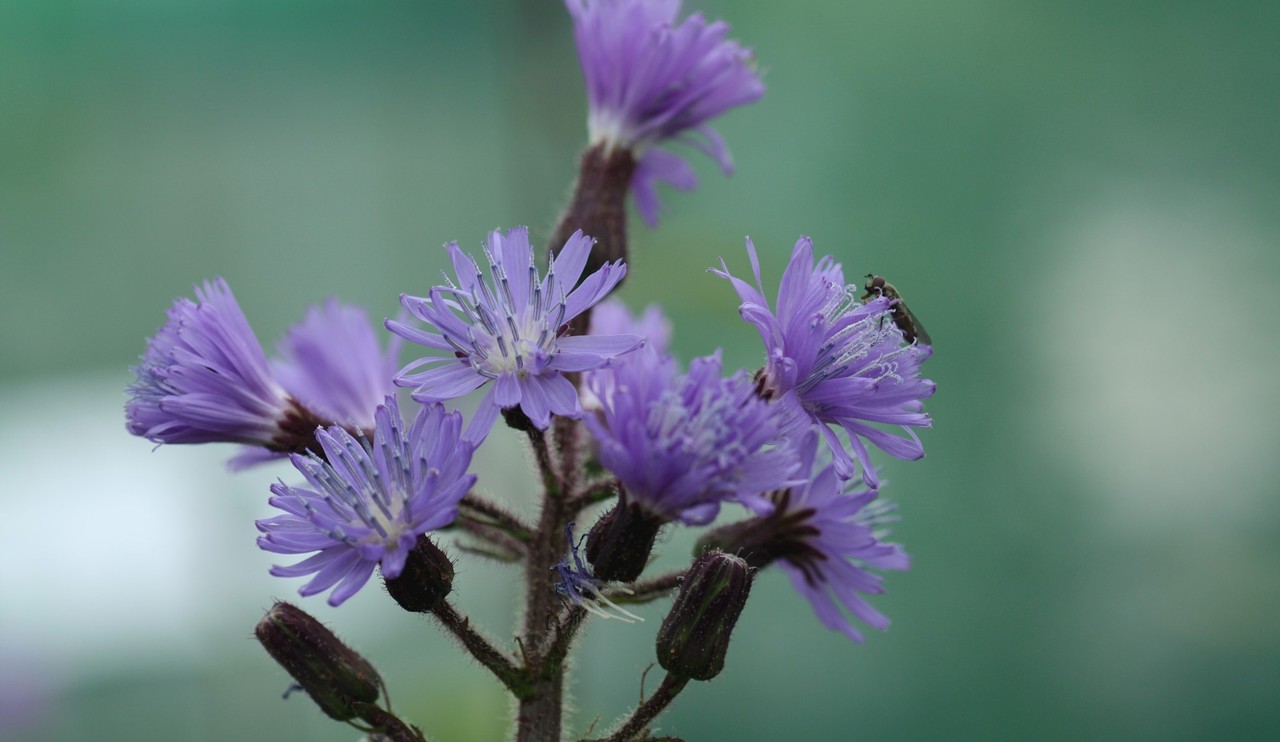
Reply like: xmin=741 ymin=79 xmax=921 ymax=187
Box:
xmin=631 ymin=148 xmax=698 ymax=226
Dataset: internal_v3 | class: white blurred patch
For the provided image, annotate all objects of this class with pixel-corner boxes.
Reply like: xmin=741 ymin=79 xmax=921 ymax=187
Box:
xmin=1030 ymin=192 xmax=1279 ymax=530
xmin=0 ymin=373 xmax=528 ymax=682
xmin=0 ymin=374 xmax=277 ymax=670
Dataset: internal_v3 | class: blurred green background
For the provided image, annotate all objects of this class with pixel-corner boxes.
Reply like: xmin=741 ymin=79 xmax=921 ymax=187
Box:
xmin=3 ymin=0 xmax=1279 ymax=740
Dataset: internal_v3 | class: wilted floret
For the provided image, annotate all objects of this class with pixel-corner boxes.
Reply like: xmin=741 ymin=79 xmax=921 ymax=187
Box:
xmin=553 ymin=522 xmax=643 ymax=622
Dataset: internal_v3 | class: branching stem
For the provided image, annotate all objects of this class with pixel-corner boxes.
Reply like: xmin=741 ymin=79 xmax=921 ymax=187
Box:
xmin=429 ymin=600 xmax=526 ymax=696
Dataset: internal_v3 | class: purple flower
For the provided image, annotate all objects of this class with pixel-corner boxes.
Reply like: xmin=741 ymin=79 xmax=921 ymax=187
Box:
xmin=273 ymin=300 xmax=401 ymax=431
xmin=127 ymin=278 xmax=293 ymax=447
xmin=256 ymin=397 xmax=476 ymax=607
xmin=585 ymin=349 xmax=799 ymax=525
xmin=387 ymin=227 xmax=641 ymax=439
xmin=774 ymin=437 xmax=909 ymax=642
xmin=128 ymin=280 xmax=402 ymax=468
xmin=705 ymin=433 xmax=908 ymax=643
xmin=564 ymin=0 xmax=765 ymax=225
xmin=713 ymin=237 xmax=935 ymax=488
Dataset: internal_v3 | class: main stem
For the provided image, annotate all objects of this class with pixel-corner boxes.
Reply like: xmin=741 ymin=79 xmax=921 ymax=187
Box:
xmin=516 ymin=148 xmax=634 ymax=738
xmin=516 ymin=424 xmax=573 ymax=742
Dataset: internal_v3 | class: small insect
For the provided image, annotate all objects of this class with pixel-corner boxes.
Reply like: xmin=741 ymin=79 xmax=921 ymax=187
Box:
xmin=861 ymin=275 xmax=931 ymax=346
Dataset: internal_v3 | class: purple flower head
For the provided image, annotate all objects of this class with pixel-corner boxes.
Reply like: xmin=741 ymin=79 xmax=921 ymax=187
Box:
xmin=585 ymin=349 xmax=800 ymax=526
xmin=128 ymin=279 xmax=404 ymax=470
xmin=564 ymin=0 xmax=765 ymax=225
xmin=256 ymin=397 xmax=476 ymax=607
xmin=127 ymin=278 xmax=293 ymax=447
xmin=273 ymin=299 xmax=402 ymax=431
xmin=771 ymin=433 xmax=909 ymax=643
xmin=713 ymin=237 xmax=935 ymax=488
xmin=387 ymin=227 xmax=641 ymax=440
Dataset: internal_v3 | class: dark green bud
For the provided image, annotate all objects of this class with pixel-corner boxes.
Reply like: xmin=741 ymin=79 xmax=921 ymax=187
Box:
xmin=255 ymin=602 xmax=381 ymax=721
xmin=585 ymin=499 xmax=664 ymax=583
xmin=656 ymin=550 xmax=754 ymax=681
xmin=383 ymin=535 xmax=455 ymax=613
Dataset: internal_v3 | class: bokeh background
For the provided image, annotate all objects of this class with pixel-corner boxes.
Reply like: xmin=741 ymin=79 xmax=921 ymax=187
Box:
xmin=3 ymin=0 xmax=1279 ymax=740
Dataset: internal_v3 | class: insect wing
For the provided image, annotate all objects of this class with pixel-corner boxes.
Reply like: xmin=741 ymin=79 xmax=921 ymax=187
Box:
xmin=894 ymin=297 xmax=931 ymax=346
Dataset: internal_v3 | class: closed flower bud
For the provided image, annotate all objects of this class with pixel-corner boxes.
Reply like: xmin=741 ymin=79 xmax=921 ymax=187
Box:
xmin=383 ymin=535 xmax=455 ymax=613
xmin=585 ymin=500 xmax=664 ymax=583
xmin=255 ymin=602 xmax=381 ymax=721
xmin=656 ymin=550 xmax=754 ymax=681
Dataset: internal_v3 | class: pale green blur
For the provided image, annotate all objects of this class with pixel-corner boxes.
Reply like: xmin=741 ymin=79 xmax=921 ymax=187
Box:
xmin=2 ymin=1 xmax=1278 ymax=740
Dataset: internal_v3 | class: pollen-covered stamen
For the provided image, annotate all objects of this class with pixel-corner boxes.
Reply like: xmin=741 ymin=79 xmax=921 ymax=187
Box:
xmin=442 ymin=247 xmax=574 ymax=378
xmin=348 ymin=433 xmax=397 ymax=521
xmin=306 ymin=438 xmax=413 ymax=546
xmin=799 ymin=313 xmax=905 ymax=394
xmin=378 ymin=435 xmax=409 ymax=496
xmin=686 ymin=393 xmax=751 ymax=474
xmin=817 ymin=282 xmax=861 ymax=324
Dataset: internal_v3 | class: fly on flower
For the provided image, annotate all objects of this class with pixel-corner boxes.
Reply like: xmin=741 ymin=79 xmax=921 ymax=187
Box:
xmin=713 ymin=237 xmax=935 ymax=487
xmin=861 ymin=275 xmax=931 ymax=346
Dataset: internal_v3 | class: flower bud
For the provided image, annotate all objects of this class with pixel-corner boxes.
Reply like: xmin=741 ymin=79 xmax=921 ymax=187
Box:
xmin=656 ymin=550 xmax=754 ymax=681
xmin=255 ymin=602 xmax=381 ymax=721
xmin=383 ymin=535 xmax=455 ymax=613
xmin=585 ymin=500 xmax=663 ymax=583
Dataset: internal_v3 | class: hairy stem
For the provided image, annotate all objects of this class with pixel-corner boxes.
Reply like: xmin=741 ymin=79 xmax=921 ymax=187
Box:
xmin=429 ymin=601 xmax=525 ymax=695
xmin=548 ymin=143 xmax=637 ymax=286
xmin=359 ymin=705 xmax=428 ymax=742
xmin=612 ymin=571 xmax=685 ymax=606
xmin=527 ymin=428 xmax=560 ymax=501
xmin=516 ymin=425 xmax=572 ymax=741
xmin=544 ymin=605 xmax=588 ymax=673
xmin=568 ymin=478 xmax=620 ymax=515
xmin=588 ymin=673 xmax=690 ymax=742
xmin=460 ymin=493 xmax=534 ymax=543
